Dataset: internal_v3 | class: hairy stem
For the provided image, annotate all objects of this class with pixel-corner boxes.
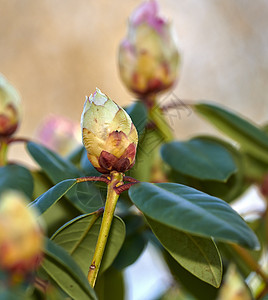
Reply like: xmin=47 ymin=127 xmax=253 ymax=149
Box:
xmin=87 ymin=171 xmax=123 ymax=287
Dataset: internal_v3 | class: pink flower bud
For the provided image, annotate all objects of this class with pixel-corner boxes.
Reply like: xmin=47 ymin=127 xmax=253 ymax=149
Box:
xmin=0 ymin=75 xmax=21 ymax=137
xmin=119 ymin=0 xmax=180 ymax=96
xmin=36 ymin=115 xmax=81 ymax=155
xmin=81 ymin=88 xmax=138 ymax=173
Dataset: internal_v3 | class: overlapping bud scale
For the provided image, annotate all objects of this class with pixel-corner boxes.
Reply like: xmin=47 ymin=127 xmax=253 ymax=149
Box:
xmin=81 ymin=88 xmax=138 ymax=173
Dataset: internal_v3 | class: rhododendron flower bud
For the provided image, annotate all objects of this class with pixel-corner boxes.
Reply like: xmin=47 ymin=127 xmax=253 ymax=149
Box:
xmin=119 ymin=0 xmax=180 ymax=96
xmin=36 ymin=115 xmax=81 ymax=156
xmin=0 ymin=75 xmax=21 ymax=137
xmin=81 ymin=88 xmax=138 ymax=173
xmin=0 ymin=191 xmax=43 ymax=274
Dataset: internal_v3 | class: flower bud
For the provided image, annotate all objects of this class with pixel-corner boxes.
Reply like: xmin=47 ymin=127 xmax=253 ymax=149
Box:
xmin=0 ymin=75 xmax=21 ymax=137
xmin=118 ymin=0 xmax=180 ymax=96
xmin=81 ymin=88 xmax=138 ymax=173
xmin=36 ymin=115 xmax=81 ymax=156
xmin=0 ymin=191 xmax=43 ymax=274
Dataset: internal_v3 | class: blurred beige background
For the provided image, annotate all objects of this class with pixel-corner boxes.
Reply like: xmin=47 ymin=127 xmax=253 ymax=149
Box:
xmin=1 ymin=0 xmax=268 ymax=163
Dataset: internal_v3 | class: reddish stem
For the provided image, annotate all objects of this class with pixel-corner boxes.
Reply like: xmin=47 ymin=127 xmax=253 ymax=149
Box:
xmin=76 ymin=175 xmax=111 ymax=185
xmin=6 ymin=137 xmax=30 ymax=144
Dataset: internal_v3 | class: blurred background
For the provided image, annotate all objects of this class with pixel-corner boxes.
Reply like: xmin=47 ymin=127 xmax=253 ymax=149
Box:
xmin=1 ymin=1 xmax=268 ymax=299
xmin=1 ymin=0 xmax=268 ymax=165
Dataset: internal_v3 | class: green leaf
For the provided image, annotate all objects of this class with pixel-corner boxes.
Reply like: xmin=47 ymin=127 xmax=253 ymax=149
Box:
xmin=164 ymin=251 xmax=219 ymax=300
xmin=128 ymin=128 xmax=164 ymax=181
xmin=42 ymin=237 xmax=97 ymax=300
xmin=27 ymin=141 xmax=81 ymax=183
xmin=27 ymin=142 xmax=104 ymax=213
xmin=125 ymin=100 xmax=147 ymax=136
xmin=129 ymin=182 xmax=260 ymax=250
xmin=194 ymin=102 xmax=268 ymax=163
xmin=168 ymin=136 xmax=249 ymax=203
xmin=147 ymin=217 xmax=222 ymax=287
xmin=113 ymin=214 xmax=147 ymax=270
xmin=0 ymin=164 xmax=33 ymax=198
xmin=161 ymin=138 xmax=236 ymax=181
xmin=67 ymin=181 xmax=105 ymax=213
xmin=67 ymin=145 xmax=85 ymax=166
xmin=51 ymin=214 xmax=125 ymax=275
xmin=95 ymin=267 xmax=125 ymax=300
xmin=29 ymin=179 xmax=77 ymax=215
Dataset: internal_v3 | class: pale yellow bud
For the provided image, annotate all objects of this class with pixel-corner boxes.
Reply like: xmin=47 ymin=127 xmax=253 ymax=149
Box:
xmin=81 ymin=88 xmax=138 ymax=173
xmin=118 ymin=0 xmax=180 ymax=96
xmin=0 ymin=191 xmax=43 ymax=273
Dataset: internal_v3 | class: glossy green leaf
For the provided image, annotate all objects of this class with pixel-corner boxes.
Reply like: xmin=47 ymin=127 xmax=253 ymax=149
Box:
xmin=27 ymin=141 xmax=81 ymax=183
xmin=95 ymin=267 xmax=125 ymax=300
xmin=161 ymin=138 xmax=236 ymax=181
xmin=0 ymin=164 xmax=33 ymax=198
xmin=129 ymin=182 xmax=260 ymax=249
xmin=42 ymin=238 xmax=97 ymax=300
xmin=147 ymin=217 xmax=222 ymax=287
xmin=29 ymin=179 xmax=77 ymax=215
xmin=27 ymin=142 xmax=104 ymax=213
xmin=164 ymin=251 xmax=219 ymax=300
xmin=168 ymin=136 xmax=249 ymax=203
xmin=67 ymin=181 xmax=105 ymax=213
xmin=194 ymin=102 xmax=268 ymax=163
xmin=125 ymin=100 xmax=147 ymax=136
xmin=51 ymin=214 xmax=125 ymax=275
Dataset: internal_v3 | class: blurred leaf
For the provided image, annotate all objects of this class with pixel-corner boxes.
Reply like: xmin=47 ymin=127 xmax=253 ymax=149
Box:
xmin=217 ymin=264 xmax=253 ymax=300
xmin=42 ymin=238 xmax=97 ymax=300
xmin=164 ymin=251 xmax=219 ymax=300
xmin=67 ymin=145 xmax=84 ymax=166
xmin=95 ymin=266 xmax=125 ymax=300
xmin=129 ymin=182 xmax=260 ymax=249
xmin=194 ymin=102 xmax=268 ymax=163
xmin=113 ymin=214 xmax=147 ymax=269
xmin=31 ymin=171 xmax=53 ymax=199
xmin=0 ymin=164 xmax=33 ymax=198
xmin=128 ymin=128 xmax=164 ymax=181
xmin=147 ymin=217 xmax=222 ymax=287
xmin=27 ymin=141 xmax=81 ymax=182
xmin=51 ymin=214 xmax=125 ymax=275
xmin=30 ymin=179 xmax=77 ymax=215
xmin=243 ymin=153 xmax=268 ymax=182
xmin=161 ymin=138 xmax=236 ymax=181
xmin=125 ymin=100 xmax=147 ymax=136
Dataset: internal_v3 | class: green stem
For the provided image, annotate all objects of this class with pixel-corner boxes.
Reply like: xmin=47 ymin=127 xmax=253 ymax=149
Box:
xmin=231 ymin=244 xmax=268 ymax=284
xmin=87 ymin=171 xmax=123 ymax=287
xmin=143 ymin=94 xmax=174 ymax=142
xmin=0 ymin=139 xmax=8 ymax=166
